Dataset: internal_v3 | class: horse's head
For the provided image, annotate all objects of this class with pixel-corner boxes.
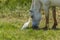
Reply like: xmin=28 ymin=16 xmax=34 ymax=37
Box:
xmin=29 ymin=0 xmax=42 ymax=28
xmin=30 ymin=9 xmax=42 ymax=28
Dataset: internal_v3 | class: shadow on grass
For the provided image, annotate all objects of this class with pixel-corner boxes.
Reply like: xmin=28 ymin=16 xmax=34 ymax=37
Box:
xmin=49 ymin=28 xmax=60 ymax=30
xmin=25 ymin=27 xmax=60 ymax=31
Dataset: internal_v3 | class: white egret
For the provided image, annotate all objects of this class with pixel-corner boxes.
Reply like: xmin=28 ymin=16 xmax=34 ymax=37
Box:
xmin=21 ymin=18 xmax=31 ymax=30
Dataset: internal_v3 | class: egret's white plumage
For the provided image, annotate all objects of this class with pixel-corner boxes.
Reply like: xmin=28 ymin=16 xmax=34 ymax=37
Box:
xmin=21 ymin=18 xmax=31 ymax=30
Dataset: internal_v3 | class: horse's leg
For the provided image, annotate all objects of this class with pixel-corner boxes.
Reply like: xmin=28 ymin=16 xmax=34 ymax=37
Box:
xmin=30 ymin=0 xmax=41 ymax=29
xmin=52 ymin=6 xmax=57 ymax=29
xmin=43 ymin=6 xmax=49 ymax=29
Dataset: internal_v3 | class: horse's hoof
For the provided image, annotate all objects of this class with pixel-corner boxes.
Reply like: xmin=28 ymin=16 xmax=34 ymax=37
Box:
xmin=52 ymin=26 xmax=56 ymax=30
xmin=52 ymin=26 xmax=56 ymax=29
xmin=52 ymin=24 xmax=57 ymax=29
xmin=43 ymin=26 xmax=48 ymax=30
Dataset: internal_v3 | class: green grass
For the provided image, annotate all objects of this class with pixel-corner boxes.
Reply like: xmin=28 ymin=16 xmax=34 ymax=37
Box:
xmin=0 ymin=19 xmax=60 ymax=40
xmin=0 ymin=9 xmax=60 ymax=40
xmin=0 ymin=0 xmax=60 ymax=40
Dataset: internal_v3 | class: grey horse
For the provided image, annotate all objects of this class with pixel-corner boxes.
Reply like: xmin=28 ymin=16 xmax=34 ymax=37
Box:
xmin=30 ymin=0 xmax=60 ymax=29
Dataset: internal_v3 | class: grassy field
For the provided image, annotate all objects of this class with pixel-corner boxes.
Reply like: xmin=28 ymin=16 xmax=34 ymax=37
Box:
xmin=0 ymin=6 xmax=60 ymax=40
xmin=0 ymin=0 xmax=60 ymax=40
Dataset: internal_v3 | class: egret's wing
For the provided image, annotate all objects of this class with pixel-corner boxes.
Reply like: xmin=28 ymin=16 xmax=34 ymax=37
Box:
xmin=21 ymin=18 xmax=31 ymax=30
